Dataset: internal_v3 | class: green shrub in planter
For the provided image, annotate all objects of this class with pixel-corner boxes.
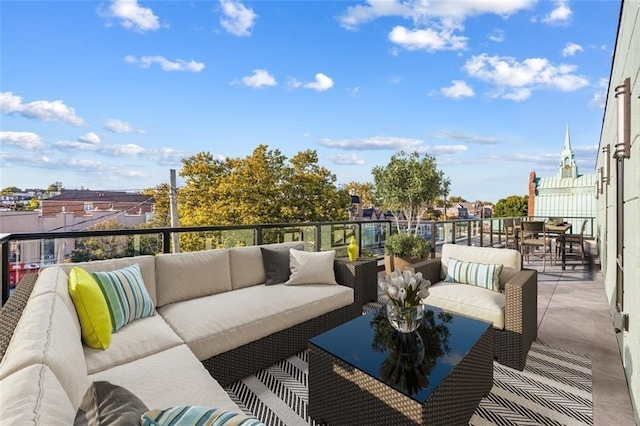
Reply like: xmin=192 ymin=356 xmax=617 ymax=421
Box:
xmin=384 ymin=233 xmax=430 ymax=259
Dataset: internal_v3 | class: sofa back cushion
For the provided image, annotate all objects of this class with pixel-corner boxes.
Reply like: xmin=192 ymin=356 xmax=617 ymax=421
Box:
xmin=53 ymin=256 xmax=157 ymax=306
xmin=441 ymin=244 xmax=521 ymax=289
xmin=155 ymin=249 xmax=232 ymax=307
xmin=0 ymin=364 xmax=76 ymax=424
xmin=228 ymin=246 xmax=265 ymax=290
xmin=0 ymin=292 xmax=89 ymax=409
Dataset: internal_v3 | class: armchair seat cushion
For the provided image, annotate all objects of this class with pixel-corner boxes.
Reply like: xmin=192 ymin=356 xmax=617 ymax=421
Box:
xmin=425 ymin=281 xmax=505 ymax=329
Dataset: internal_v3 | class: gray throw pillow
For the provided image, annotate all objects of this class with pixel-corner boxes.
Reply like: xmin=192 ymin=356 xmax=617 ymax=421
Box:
xmin=75 ymin=381 xmax=148 ymax=426
xmin=260 ymin=243 xmax=304 ymax=285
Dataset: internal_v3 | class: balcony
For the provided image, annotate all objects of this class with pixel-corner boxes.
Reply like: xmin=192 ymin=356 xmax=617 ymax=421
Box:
xmin=0 ymin=218 xmax=634 ymax=424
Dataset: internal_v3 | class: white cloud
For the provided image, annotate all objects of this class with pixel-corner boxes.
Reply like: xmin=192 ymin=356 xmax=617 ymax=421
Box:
xmin=440 ymin=80 xmax=475 ymax=98
xmin=562 ymin=42 xmax=583 ymax=57
xmin=219 ymin=0 xmax=257 ymax=36
xmin=542 ymin=0 xmax=572 ymax=25
xmin=419 ymin=145 xmax=468 ymax=155
xmin=0 ymin=92 xmax=85 ymax=126
xmin=125 ymin=55 xmax=205 ymax=72
xmin=303 ymin=73 xmax=334 ymax=92
xmin=100 ymin=143 xmax=146 ymax=156
xmin=78 ymin=132 xmax=101 ymax=144
xmin=53 ymin=141 xmax=99 ymax=151
xmin=487 ymin=28 xmax=504 ymax=43
xmin=318 ymin=136 xmax=423 ymax=150
xmin=326 ymin=153 xmax=365 ymax=165
xmin=589 ymin=77 xmax=608 ymax=109
xmin=104 ymin=119 xmax=145 ymax=133
xmin=145 ymin=147 xmax=191 ymax=166
xmin=102 ymin=0 xmax=160 ymax=32
xmin=431 ymin=131 xmax=501 ymax=145
xmin=0 ymin=131 xmax=45 ymax=150
xmin=338 ymin=0 xmax=534 ymax=30
xmin=464 ymin=54 xmax=589 ymax=100
xmin=388 ymin=25 xmax=467 ymax=52
xmin=239 ymin=69 xmax=277 ymax=88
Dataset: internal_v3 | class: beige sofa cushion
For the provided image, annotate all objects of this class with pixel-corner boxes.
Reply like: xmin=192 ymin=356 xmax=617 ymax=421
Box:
xmin=0 ymin=292 xmax=89 ymax=408
xmin=84 ymin=315 xmax=184 ymax=374
xmin=441 ymin=244 xmax=521 ymax=289
xmin=159 ymin=283 xmax=353 ymax=361
xmin=155 ymin=249 xmax=232 ymax=307
xmin=29 ymin=266 xmax=78 ymax=320
xmin=0 ymin=364 xmax=76 ymax=424
xmin=425 ymin=282 xmax=505 ymax=329
xmin=228 ymin=245 xmax=265 ymax=290
xmin=53 ymin=256 xmax=158 ymax=306
xmin=89 ymin=345 xmax=242 ymax=414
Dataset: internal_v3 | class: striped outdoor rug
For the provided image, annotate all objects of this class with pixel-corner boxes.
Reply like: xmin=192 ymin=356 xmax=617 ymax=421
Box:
xmin=225 ymin=304 xmax=593 ymax=426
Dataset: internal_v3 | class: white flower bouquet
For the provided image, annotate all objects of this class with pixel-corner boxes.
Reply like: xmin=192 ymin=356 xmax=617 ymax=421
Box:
xmin=379 ymin=269 xmax=431 ymax=308
xmin=379 ymin=270 xmax=431 ymax=333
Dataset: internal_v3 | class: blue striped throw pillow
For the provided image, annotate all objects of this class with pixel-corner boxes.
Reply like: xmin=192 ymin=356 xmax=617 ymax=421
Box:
xmin=141 ymin=406 xmax=266 ymax=426
xmin=91 ymin=264 xmax=155 ymax=332
xmin=445 ymin=257 xmax=503 ymax=292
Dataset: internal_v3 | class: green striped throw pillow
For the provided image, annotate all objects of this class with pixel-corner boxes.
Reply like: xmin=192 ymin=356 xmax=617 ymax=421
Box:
xmin=92 ymin=264 xmax=155 ymax=332
xmin=141 ymin=406 xmax=266 ymax=426
xmin=445 ymin=257 xmax=503 ymax=292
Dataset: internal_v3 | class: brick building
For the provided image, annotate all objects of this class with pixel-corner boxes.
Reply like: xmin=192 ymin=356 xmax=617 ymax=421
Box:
xmin=40 ymin=189 xmax=155 ymax=218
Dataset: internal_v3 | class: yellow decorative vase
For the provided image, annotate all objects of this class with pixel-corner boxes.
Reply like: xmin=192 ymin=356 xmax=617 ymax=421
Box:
xmin=347 ymin=237 xmax=358 ymax=261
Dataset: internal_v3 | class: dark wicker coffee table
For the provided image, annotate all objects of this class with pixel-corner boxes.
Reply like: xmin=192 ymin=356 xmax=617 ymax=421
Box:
xmin=308 ymin=306 xmax=493 ymax=426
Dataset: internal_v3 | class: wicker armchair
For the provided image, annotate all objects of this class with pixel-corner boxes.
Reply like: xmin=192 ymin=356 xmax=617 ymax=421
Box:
xmin=411 ymin=252 xmax=537 ymax=371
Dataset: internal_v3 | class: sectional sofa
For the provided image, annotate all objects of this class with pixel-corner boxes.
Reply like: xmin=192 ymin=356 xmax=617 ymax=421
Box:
xmin=0 ymin=242 xmax=362 ymax=424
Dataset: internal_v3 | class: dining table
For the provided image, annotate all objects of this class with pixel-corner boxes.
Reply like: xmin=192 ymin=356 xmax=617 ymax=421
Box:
xmin=514 ymin=222 xmax=573 ymax=270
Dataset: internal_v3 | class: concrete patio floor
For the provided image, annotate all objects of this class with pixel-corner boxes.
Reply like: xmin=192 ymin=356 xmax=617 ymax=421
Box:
xmin=519 ymin=247 xmax=635 ymax=425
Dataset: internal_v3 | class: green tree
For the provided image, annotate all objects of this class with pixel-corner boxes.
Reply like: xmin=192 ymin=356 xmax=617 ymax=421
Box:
xmin=343 ymin=181 xmax=376 ymax=207
xmin=1 ymin=186 xmax=21 ymax=194
xmin=46 ymin=182 xmax=63 ymax=194
xmin=25 ymin=198 xmax=40 ymax=211
xmin=448 ymin=196 xmax=467 ymax=204
xmin=372 ymin=151 xmax=446 ymax=235
xmin=70 ymin=219 xmax=160 ymax=262
xmin=493 ymin=195 xmax=528 ymax=218
xmin=147 ymin=145 xmax=351 ymax=251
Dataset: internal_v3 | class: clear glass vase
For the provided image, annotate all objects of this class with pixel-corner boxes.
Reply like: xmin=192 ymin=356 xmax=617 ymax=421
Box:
xmin=386 ymin=303 xmax=424 ymax=333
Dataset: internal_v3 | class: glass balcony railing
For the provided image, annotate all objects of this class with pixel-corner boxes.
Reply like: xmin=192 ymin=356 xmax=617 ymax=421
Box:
xmin=1 ymin=216 xmax=595 ymax=306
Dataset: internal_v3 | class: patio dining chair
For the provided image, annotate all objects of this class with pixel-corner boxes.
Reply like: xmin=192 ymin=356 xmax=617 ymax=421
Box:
xmin=504 ymin=218 xmax=517 ymax=249
xmin=521 ymin=221 xmax=554 ymax=272
xmin=563 ymin=218 xmax=588 ymax=264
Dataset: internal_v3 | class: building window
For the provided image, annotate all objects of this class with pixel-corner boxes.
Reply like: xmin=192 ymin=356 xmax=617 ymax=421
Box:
xmin=84 ymin=202 xmax=93 ymax=213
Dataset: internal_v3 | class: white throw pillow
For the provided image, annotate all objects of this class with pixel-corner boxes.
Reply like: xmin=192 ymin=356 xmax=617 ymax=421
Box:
xmin=285 ymin=249 xmax=337 ymax=285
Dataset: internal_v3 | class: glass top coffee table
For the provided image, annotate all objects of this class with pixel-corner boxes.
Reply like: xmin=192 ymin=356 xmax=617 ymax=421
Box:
xmin=308 ymin=305 xmax=493 ymax=425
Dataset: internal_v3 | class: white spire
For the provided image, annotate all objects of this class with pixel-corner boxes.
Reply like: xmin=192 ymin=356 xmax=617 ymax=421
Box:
xmin=559 ymin=123 xmax=578 ymax=179
xmin=564 ymin=123 xmax=572 ymax=151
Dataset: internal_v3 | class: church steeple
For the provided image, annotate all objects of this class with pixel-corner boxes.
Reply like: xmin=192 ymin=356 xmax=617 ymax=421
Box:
xmin=558 ymin=124 xmax=578 ymax=179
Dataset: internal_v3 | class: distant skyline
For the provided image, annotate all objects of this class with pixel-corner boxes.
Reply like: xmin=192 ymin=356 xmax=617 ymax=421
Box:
xmin=0 ymin=0 xmax=620 ymax=203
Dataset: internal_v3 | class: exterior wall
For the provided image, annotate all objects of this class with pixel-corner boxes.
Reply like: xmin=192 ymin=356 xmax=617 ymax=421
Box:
xmin=533 ymin=174 xmax=596 ymax=236
xmin=0 ymin=211 xmax=150 ymax=268
xmin=596 ymin=1 xmax=639 ymax=422
xmin=41 ymin=200 xmax=154 ymax=217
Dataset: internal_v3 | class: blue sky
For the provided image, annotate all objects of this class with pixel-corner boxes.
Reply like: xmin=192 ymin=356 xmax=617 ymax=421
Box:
xmin=0 ymin=0 xmax=619 ymax=203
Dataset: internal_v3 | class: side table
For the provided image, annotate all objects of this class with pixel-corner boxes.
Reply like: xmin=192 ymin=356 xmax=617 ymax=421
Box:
xmin=334 ymin=257 xmax=379 ymax=308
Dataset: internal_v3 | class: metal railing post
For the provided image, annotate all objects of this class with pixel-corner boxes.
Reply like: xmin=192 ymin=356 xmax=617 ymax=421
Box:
xmin=1 ymin=241 xmax=9 ymax=306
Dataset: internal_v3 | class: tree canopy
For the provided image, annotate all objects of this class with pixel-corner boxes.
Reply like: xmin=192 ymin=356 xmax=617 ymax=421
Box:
xmin=493 ymin=195 xmax=528 ymax=217
xmin=343 ymin=181 xmax=376 ymax=208
xmin=372 ymin=151 xmax=446 ymax=234
xmin=147 ymin=144 xmax=351 ymax=232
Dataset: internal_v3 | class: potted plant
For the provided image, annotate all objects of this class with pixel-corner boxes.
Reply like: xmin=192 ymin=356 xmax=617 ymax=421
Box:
xmin=383 ymin=233 xmax=431 ymax=273
xmin=372 ymin=151 xmax=448 ymax=274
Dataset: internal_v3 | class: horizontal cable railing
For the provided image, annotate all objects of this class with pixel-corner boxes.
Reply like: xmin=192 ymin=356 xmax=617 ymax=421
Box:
xmin=1 ymin=216 xmax=595 ymax=306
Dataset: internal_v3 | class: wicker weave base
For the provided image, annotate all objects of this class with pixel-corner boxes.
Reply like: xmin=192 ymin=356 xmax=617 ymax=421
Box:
xmin=203 ymin=303 xmax=360 ymax=387
xmin=309 ymin=327 xmax=494 ymax=426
